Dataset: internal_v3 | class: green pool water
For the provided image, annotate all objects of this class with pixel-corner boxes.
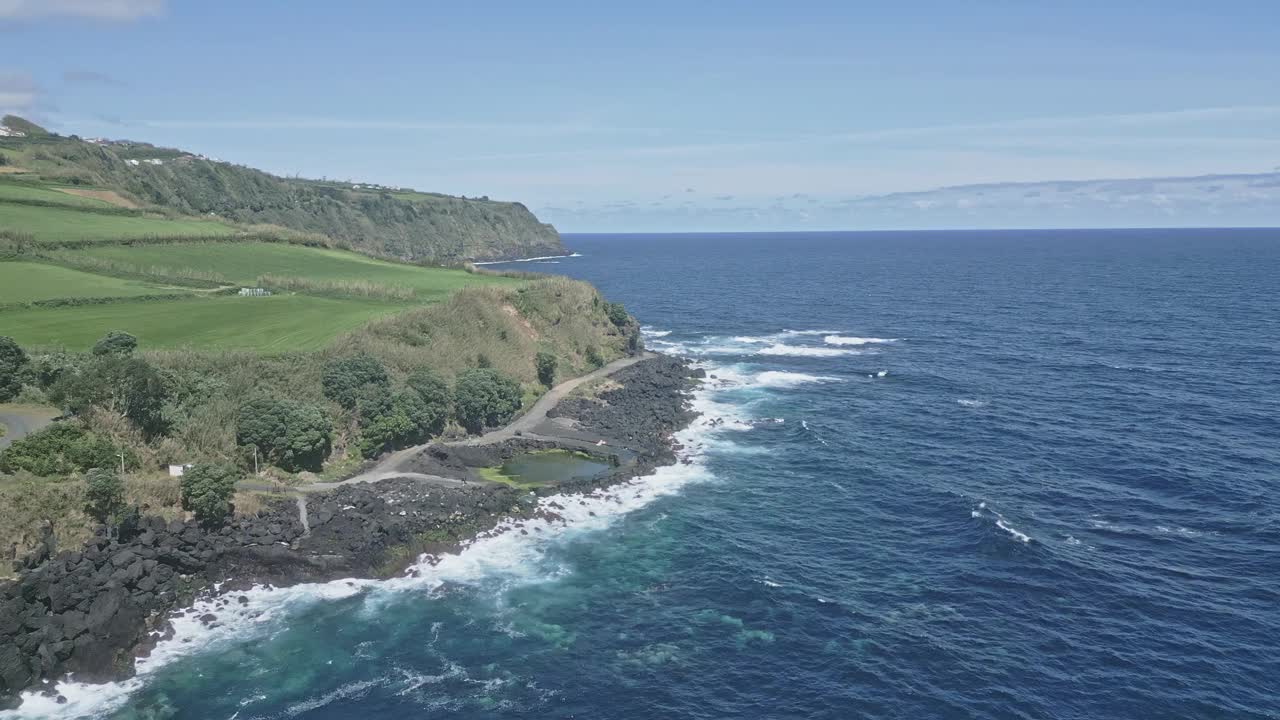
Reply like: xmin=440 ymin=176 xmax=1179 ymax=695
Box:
xmin=478 ymin=450 xmax=611 ymax=488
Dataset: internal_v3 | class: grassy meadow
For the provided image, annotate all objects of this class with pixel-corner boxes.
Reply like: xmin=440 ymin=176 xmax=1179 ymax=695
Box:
xmin=0 ymin=182 xmax=119 ymax=209
xmin=0 ymin=294 xmax=400 ymax=351
xmin=78 ymin=242 xmax=521 ymax=299
xmin=0 ymin=201 xmax=236 ymax=243
xmin=0 ymin=178 xmax=533 ymax=351
xmin=0 ymin=261 xmax=185 ymax=303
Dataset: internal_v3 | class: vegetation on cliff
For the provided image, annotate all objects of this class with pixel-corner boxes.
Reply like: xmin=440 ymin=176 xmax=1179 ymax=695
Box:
xmin=0 ymin=115 xmax=563 ymax=262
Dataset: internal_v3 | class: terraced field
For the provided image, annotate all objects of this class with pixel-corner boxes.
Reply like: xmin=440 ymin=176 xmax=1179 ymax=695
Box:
xmin=78 ymin=242 xmax=520 ymax=299
xmin=0 ymin=202 xmax=236 ymax=243
xmin=0 ymin=294 xmax=399 ymax=351
xmin=0 ymin=261 xmax=184 ymax=303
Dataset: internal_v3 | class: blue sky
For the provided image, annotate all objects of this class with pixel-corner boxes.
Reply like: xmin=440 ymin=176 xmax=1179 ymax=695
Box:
xmin=3 ymin=0 xmax=1279 ymax=231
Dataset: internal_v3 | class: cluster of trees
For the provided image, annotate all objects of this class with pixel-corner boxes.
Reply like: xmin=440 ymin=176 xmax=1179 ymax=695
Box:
xmin=317 ymin=354 xmax=520 ymax=456
xmin=0 ymin=423 xmax=132 ymax=476
xmin=0 ymin=336 xmax=27 ymax=401
xmin=1 ymin=330 xmax=556 ymax=533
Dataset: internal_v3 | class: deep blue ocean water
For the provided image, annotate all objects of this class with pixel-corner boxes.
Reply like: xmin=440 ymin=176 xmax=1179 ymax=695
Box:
xmin=11 ymin=229 xmax=1280 ymax=719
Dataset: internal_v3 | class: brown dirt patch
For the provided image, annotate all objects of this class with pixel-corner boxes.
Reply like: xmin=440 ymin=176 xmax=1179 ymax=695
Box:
xmin=55 ymin=187 xmax=138 ymax=208
xmin=502 ymin=303 xmax=539 ymax=339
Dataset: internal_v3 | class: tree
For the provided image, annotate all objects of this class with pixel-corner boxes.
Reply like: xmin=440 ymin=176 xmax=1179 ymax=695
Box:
xmin=605 ymin=302 xmax=629 ymax=328
xmin=51 ymin=355 xmax=168 ymax=436
xmin=0 ymin=335 xmax=28 ymax=402
xmin=454 ymin=368 xmax=522 ymax=433
xmin=92 ymin=330 xmax=137 ymax=356
xmin=180 ymin=463 xmax=239 ymax=525
xmin=84 ymin=468 xmax=127 ymax=526
xmin=357 ymin=388 xmax=446 ymax=457
xmin=0 ymin=423 xmax=126 ymax=476
xmin=236 ymin=398 xmax=332 ymax=472
xmin=405 ymin=368 xmax=450 ymax=435
xmin=535 ymin=350 xmax=557 ymax=387
xmin=322 ymin=354 xmax=389 ymax=408
xmin=585 ymin=346 xmax=604 ymax=368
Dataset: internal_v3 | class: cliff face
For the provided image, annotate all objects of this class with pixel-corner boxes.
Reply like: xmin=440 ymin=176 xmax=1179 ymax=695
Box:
xmin=0 ymin=123 xmax=565 ymax=262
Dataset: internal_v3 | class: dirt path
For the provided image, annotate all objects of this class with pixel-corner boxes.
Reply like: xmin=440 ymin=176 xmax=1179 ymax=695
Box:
xmin=237 ymin=353 xmax=653 ymax=530
xmin=338 ymin=352 xmax=652 ymax=486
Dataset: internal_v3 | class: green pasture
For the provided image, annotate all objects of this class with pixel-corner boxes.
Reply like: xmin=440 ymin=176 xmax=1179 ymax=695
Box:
xmin=0 ymin=261 xmax=183 ymax=303
xmin=77 ymin=242 xmax=520 ymax=300
xmin=0 ymin=294 xmax=399 ymax=352
xmin=0 ymin=202 xmax=236 ymax=242
xmin=0 ymin=182 xmax=117 ymax=209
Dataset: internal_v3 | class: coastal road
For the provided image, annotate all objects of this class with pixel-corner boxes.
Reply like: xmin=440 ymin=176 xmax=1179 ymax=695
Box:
xmin=236 ymin=352 xmax=654 ymax=530
xmin=338 ymin=352 xmax=652 ymax=486
xmin=459 ymin=351 xmax=654 ymax=446
xmin=0 ymin=404 xmax=59 ymax=451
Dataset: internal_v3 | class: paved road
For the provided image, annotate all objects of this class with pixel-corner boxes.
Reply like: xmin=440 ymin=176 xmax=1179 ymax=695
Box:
xmin=0 ymin=405 xmax=59 ymax=451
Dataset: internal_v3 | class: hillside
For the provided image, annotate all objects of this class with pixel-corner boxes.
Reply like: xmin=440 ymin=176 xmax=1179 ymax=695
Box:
xmin=0 ymin=115 xmax=564 ymax=262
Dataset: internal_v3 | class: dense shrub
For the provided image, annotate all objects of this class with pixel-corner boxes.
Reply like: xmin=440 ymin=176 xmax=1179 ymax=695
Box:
xmin=236 ymin=398 xmax=332 ymax=472
xmin=605 ymin=302 xmax=629 ymax=328
xmin=92 ymin=330 xmax=138 ymax=356
xmin=322 ymin=353 xmax=390 ymax=408
xmin=0 ymin=423 xmax=127 ymax=476
xmin=51 ymin=355 xmax=168 ymax=436
xmin=180 ymin=463 xmax=239 ymax=525
xmin=358 ymin=390 xmax=437 ymax=457
xmin=454 ymin=368 xmax=522 ymax=433
xmin=0 ymin=335 xmax=28 ymax=402
xmin=585 ymin=346 xmax=604 ymax=368
xmin=30 ymin=352 xmax=80 ymax=390
xmin=405 ymin=368 xmax=450 ymax=436
xmin=535 ymin=350 xmax=557 ymax=387
xmin=84 ymin=468 xmax=127 ymax=526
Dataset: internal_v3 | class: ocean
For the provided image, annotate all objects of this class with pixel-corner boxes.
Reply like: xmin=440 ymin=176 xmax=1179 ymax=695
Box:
xmin=10 ymin=228 xmax=1279 ymax=719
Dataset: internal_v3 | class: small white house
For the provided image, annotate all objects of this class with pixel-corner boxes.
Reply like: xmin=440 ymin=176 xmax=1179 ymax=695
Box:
xmin=238 ymin=287 xmax=271 ymax=297
xmin=168 ymin=464 xmax=193 ymax=477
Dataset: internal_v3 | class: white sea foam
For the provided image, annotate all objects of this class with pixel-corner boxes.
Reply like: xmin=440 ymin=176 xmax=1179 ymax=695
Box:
xmin=957 ymin=399 xmax=987 ymax=408
xmin=643 ymin=329 xmax=672 ymax=338
xmin=757 ymin=344 xmax=859 ymax=358
xmin=995 ymin=518 xmax=1032 ymax=544
xmin=869 ymin=370 xmax=888 ymax=378
xmin=754 ymin=371 xmax=840 ymax=388
xmin=801 ymin=420 xmax=829 ymax=446
xmin=471 ymin=252 xmax=581 ymax=265
xmin=823 ymin=335 xmax=899 ymax=346
xmin=972 ymin=502 xmax=1033 ymax=544
xmin=778 ymin=329 xmax=841 ymax=337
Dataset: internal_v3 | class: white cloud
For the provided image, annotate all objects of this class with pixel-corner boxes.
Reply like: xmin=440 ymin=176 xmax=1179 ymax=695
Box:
xmin=0 ymin=0 xmax=165 ymax=21
xmin=0 ymin=71 xmax=38 ymax=115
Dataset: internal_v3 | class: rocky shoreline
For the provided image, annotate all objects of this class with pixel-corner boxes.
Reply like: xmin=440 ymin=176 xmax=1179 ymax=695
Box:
xmin=0 ymin=354 xmax=700 ymax=709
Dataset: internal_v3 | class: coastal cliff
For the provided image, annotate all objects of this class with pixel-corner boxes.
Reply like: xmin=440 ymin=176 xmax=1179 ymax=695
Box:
xmin=0 ymin=116 xmax=565 ymax=262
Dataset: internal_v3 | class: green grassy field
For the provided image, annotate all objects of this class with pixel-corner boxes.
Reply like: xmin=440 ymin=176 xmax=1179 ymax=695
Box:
xmin=0 ymin=182 xmax=117 ymax=209
xmin=77 ymin=242 xmax=521 ymax=299
xmin=0 ymin=202 xmax=236 ymax=242
xmin=0 ymin=261 xmax=184 ymax=303
xmin=0 ymin=294 xmax=399 ymax=351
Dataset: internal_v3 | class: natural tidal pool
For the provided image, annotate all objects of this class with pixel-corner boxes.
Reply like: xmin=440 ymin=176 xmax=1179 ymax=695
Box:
xmin=478 ymin=449 xmax=611 ymax=488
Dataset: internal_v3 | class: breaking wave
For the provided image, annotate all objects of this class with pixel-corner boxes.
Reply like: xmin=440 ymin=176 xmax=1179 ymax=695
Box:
xmin=757 ymin=344 xmax=859 ymax=358
xmin=823 ymin=336 xmax=899 ymax=346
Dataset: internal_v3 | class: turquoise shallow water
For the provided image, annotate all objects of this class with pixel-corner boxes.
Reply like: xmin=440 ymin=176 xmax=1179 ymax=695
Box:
xmin=9 ymin=228 xmax=1279 ymax=719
